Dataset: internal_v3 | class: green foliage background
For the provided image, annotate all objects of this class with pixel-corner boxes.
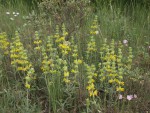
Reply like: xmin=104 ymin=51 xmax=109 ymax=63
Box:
xmin=0 ymin=0 xmax=150 ymax=9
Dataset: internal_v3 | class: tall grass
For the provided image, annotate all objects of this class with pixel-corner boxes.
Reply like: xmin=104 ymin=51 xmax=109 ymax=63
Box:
xmin=0 ymin=0 xmax=150 ymax=113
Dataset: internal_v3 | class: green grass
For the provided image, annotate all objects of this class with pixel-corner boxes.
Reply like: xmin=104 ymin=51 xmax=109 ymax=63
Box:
xmin=0 ymin=1 xmax=150 ymax=113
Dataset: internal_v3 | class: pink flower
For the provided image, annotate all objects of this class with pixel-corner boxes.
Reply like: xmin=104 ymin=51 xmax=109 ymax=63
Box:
xmin=127 ymin=95 xmax=133 ymax=101
xmin=118 ymin=94 xmax=123 ymax=99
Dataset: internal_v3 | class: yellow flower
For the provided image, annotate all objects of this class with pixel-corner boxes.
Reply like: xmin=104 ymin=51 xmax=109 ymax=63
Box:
xmin=74 ymin=59 xmax=82 ymax=65
xmin=72 ymin=53 xmax=78 ymax=57
xmin=93 ymin=90 xmax=98 ymax=96
xmin=54 ymin=34 xmax=59 ymax=38
xmin=64 ymin=32 xmax=68 ymax=36
xmin=71 ymin=69 xmax=77 ymax=74
xmin=86 ymin=83 xmax=94 ymax=90
xmin=118 ymin=81 xmax=124 ymax=85
xmin=59 ymin=44 xmax=68 ymax=49
xmin=10 ymin=54 xmax=19 ymax=58
xmin=25 ymin=76 xmax=31 ymax=82
xmin=90 ymin=31 xmax=99 ymax=35
xmin=116 ymin=87 xmax=124 ymax=92
xmin=114 ymin=79 xmax=119 ymax=83
xmin=64 ymin=72 xmax=69 ymax=77
xmin=100 ymin=76 xmax=106 ymax=81
xmin=88 ymin=79 xmax=95 ymax=84
xmin=34 ymin=40 xmax=42 ymax=44
xmin=34 ymin=46 xmax=41 ymax=50
xmin=55 ymin=37 xmax=65 ymax=43
xmin=15 ymin=42 xmax=23 ymax=46
xmin=89 ymin=90 xmax=98 ymax=97
xmin=25 ymin=83 xmax=30 ymax=89
xmin=77 ymin=59 xmax=82 ymax=64
xmin=109 ymin=55 xmax=116 ymax=61
xmin=109 ymin=79 xmax=114 ymax=83
xmin=63 ymin=78 xmax=70 ymax=83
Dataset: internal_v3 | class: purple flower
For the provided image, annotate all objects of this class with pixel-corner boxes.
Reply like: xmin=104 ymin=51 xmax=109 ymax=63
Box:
xmin=118 ymin=94 xmax=123 ymax=99
xmin=127 ymin=95 xmax=133 ymax=101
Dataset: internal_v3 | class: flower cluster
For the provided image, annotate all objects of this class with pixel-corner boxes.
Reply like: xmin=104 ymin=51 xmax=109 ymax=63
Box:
xmin=10 ymin=31 xmax=34 ymax=89
xmin=41 ymin=47 xmax=52 ymax=74
xmin=58 ymin=25 xmax=71 ymax=55
xmin=59 ymin=41 xmax=71 ymax=55
xmin=55 ymin=24 xmax=67 ymax=43
xmin=87 ymin=16 xmax=98 ymax=53
xmin=86 ymin=16 xmax=98 ymax=61
xmin=118 ymin=94 xmax=137 ymax=101
xmin=90 ymin=15 xmax=99 ymax=35
xmin=71 ymin=44 xmax=82 ymax=82
xmin=99 ymin=39 xmax=125 ymax=93
xmin=85 ymin=64 xmax=98 ymax=97
xmin=63 ymin=60 xmax=70 ymax=84
xmin=127 ymin=47 xmax=133 ymax=70
xmin=0 ymin=32 xmax=10 ymax=55
xmin=6 ymin=11 xmax=19 ymax=21
xmin=34 ymin=31 xmax=42 ymax=51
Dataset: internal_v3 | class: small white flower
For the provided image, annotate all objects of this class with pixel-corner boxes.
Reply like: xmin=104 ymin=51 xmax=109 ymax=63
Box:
xmin=13 ymin=12 xmax=15 ymax=15
xmin=148 ymin=46 xmax=150 ymax=49
xmin=118 ymin=94 xmax=123 ymax=100
xmin=16 ymin=12 xmax=19 ymax=15
xmin=123 ymin=39 xmax=128 ymax=44
xmin=14 ymin=15 xmax=17 ymax=17
xmin=10 ymin=18 xmax=14 ymax=20
xmin=95 ymin=31 xmax=99 ymax=34
xmin=6 ymin=12 xmax=10 ymax=15
xmin=133 ymin=94 xmax=137 ymax=98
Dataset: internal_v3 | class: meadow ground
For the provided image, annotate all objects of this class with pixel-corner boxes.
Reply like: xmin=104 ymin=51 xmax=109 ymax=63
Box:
xmin=0 ymin=0 xmax=150 ymax=113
